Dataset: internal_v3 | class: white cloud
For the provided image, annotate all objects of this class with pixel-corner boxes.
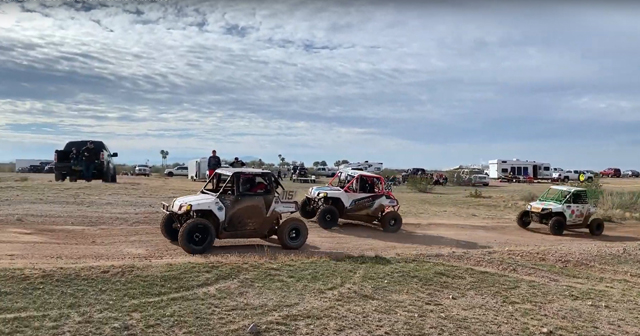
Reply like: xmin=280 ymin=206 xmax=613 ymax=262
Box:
xmin=0 ymin=1 xmax=638 ymax=168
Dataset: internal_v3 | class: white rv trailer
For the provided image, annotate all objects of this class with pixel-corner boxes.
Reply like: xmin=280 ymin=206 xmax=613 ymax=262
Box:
xmin=488 ymin=159 xmax=552 ymax=179
xmin=15 ymin=159 xmax=52 ymax=172
xmin=338 ymin=161 xmax=383 ymax=173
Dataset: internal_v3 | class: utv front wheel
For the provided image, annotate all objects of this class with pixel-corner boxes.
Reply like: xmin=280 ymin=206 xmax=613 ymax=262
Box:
xmin=160 ymin=213 xmax=179 ymax=242
xmin=299 ymin=198 xmax=318 ymax=219
xmin=380 ymin=211 xmax=403 ymax=233
xmin=178 ymin=218 xmax=215 ymax=254
xmin=516 ymin=210 xmax=531 ymax=229
xmin=316 ymin=206 xmax=340 ymax=230
xmin=277 ymin=218 xmax=308 ymax=250
xmin=548 ymin=216 xmax=566 ymax=236
xmin=588 ymin=218 xmax=605 ymax=236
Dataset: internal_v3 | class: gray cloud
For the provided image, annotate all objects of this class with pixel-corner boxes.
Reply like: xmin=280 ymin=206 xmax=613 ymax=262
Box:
xmin=0 ymin=0 xmax=638 ymax=168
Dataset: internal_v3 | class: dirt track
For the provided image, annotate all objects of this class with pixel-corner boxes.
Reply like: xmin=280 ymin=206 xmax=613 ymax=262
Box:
xmin=1 ymin=174 xmax=639 ymax=267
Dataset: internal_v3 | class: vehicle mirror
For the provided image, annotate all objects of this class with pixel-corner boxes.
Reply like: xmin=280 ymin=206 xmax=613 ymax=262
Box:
xmin=111 ymin=153 xmax=118 ymax=158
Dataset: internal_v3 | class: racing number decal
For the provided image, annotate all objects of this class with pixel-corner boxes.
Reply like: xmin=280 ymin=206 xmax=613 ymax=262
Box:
xmin=281 ymin=190 xmax=296 ymax=201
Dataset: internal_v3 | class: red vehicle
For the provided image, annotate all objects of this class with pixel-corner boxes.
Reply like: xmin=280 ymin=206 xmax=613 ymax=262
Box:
xmin=599 ymin=168 xmax=621 ymax=178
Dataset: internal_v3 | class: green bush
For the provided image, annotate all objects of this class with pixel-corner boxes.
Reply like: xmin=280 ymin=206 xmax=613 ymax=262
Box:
xmin=445 ymin=171 xmax=470 ymax=186
xmin=567 ymin=177 xmax=604 ymax=205
xmin=406 ymin=175 xmax=435 ymax=193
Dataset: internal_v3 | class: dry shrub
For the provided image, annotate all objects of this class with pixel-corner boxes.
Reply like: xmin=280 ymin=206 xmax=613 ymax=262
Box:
xmin=406 ymin=175 xmax=435 ymax=193
xmin=467 ymin=189 xmax=489 ymax=199
xmin=520 ymin=191 xmax=538 ymax=203
xmin=598 ymin=191 xmax=640 ymax=221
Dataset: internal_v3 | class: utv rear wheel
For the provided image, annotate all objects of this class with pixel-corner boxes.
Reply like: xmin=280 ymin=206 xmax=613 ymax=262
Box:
xmin=548 ymin=216 xmax=566 ymax=236
xmin=178 ymin=218 xmax=215 ymax=254
xmin=380 ymin=211 xmax=403 ymax=233
xmin=588 ymin=218 xmax=605 ymax=236
xmin=316 ymin=206 xmax=340 ymax=230
xmin=277 ymin=218 xmax=308 ymax=250
xmin=516 ymin=210 xmax=531 ymax=229
xmin=299 ymin=198 xmax=317 ymax=219
xmin=160 ymin=213 xmax=179 ymax=242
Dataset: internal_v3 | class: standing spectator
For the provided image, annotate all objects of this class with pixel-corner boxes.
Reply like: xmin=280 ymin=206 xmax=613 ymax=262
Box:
xmin=277 ymin=169 xmax=283 ymax=181
xmin=229 ymin=157 xmax=246 ymax=168
xmin=80 ymin=141 xmax=98 ymax=182
xmin=207 ymin=150 xmax=221 ymax=177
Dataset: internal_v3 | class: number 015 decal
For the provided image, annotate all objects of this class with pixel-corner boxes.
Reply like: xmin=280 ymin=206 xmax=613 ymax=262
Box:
xmin=280 ymin=190 xmax=296 ymax=200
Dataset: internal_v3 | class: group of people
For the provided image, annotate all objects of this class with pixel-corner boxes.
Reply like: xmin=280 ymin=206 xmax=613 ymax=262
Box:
xmin=69 ymin=141 xmax=100 ymax=182
xmin=207 ymin=150 xmax=248 ymax=177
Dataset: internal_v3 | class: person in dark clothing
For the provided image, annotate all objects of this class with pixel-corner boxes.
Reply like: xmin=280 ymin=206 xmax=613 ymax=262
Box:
xmin=277 ymin=169 xmax=282 ymax=181
xmin=81 ymin=141 xmax=98 ymax=182
xmin=70 ymin=148 xmax=80 ymax=169
xmin=229 ymin=157 xmax=246 ymax=168
xmin=207 ymin=150 xmax=221 ymax=177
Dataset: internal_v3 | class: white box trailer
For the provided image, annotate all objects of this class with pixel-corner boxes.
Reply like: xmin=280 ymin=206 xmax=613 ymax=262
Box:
xmin=338 ymin=161 xmax=383 ymax=173
xmin=188 ymin=158 xmax=208 ymax=181
xmin=488 ymin=159 xmax=552 ymax=179
xmin=188 ymin=158 xmax=231 ymax=181
xmin=15 ymin=159 xmax=51 ymax=172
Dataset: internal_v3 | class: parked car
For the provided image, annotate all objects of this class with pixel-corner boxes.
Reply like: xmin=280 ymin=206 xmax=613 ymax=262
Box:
xmin=43 ymin=162 xmax=55 ymax=174
xmin=164 ymin=165 xmax=188 ymax=177
xmin=623 ymin=170 xmax=640 ymax=178
xmin=134 ymin=164 xmax=151 ymax=177
xmin=600 ymin=168 xmax=621 ymax=178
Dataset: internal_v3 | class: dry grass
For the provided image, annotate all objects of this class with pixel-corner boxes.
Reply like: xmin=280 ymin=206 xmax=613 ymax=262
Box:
xmin=1 ymin=252 xmax=640 ymax=336
xmin=0 ymin=173 xmax=639 ymax=335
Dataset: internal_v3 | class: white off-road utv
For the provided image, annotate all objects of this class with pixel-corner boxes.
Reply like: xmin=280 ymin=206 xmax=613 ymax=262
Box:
xmin=516 ymin=186 xmax=605 ymax=236
xmin=161 ymin=168 xmax=308 ymax=254
xmin=299 ymin=169 xmax=402 ymax=233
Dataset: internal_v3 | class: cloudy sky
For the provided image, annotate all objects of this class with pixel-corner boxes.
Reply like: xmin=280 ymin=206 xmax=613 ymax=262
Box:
xmin=0 ymin=0 xmax=638 ymax=169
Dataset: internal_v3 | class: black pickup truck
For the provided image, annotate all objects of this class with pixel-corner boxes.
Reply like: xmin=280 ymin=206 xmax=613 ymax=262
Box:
xmin=54 ymin=140 xmax=118 ymax=183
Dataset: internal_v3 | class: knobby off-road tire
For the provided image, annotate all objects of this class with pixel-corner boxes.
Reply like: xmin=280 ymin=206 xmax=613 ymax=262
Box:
xmin=178 ymin=218 xmax=216 ymax=254
xmin=167 ymin=172 xmax=174 ymax=177
xmin=54 ymin=172 xmax=62 ymax=182
xmin=380 ymin=211 xmax=403 ymax=233
xmin=277 ymin=218 xmax=308 ymax=250
xmin=299 ymin=198 xmax=318 ymax=219
xmin=548 ymin=216 xmax=566 ymax=236
xmin=160 ymin=213 xmax=180 ymax=242
xmin=316 ymin=205 xmax=340 ymax=230
xmin=588 ymin=218 xmax=605 ymax=236
xmin=516 ymin=210 xmax=532 ymax=229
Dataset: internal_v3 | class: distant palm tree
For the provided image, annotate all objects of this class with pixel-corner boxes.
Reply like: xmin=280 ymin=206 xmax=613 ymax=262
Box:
xmin=160 ymin=150 xmax=169 ymax=167
xmin=280 ymin=157 xmax=286 ymax=167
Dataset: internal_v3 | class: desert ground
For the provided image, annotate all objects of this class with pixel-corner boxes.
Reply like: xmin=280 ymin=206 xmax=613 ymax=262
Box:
xmin=1 ymin=173 xmax=639 ymax=335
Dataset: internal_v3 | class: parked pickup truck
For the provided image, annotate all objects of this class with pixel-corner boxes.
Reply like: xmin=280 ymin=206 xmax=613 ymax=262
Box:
xmin=600 ymin=167 xmax=621 ymax=178
xmin=552 ymin=170 xmax=594 ymax=182
xmin=312 ymin=166 xmax=337 ymax=177
xmin=54 ymin=140 xmax=118 ymax=183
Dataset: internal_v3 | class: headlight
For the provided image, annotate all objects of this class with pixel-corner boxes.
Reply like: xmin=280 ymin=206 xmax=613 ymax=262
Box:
xmin=177 ymin=203 xmax=192 ymax=213
xmin=526 ymin=204 xmax=532 ymax=210
xmin=318 ymin=192 xmax=328 ymax=198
